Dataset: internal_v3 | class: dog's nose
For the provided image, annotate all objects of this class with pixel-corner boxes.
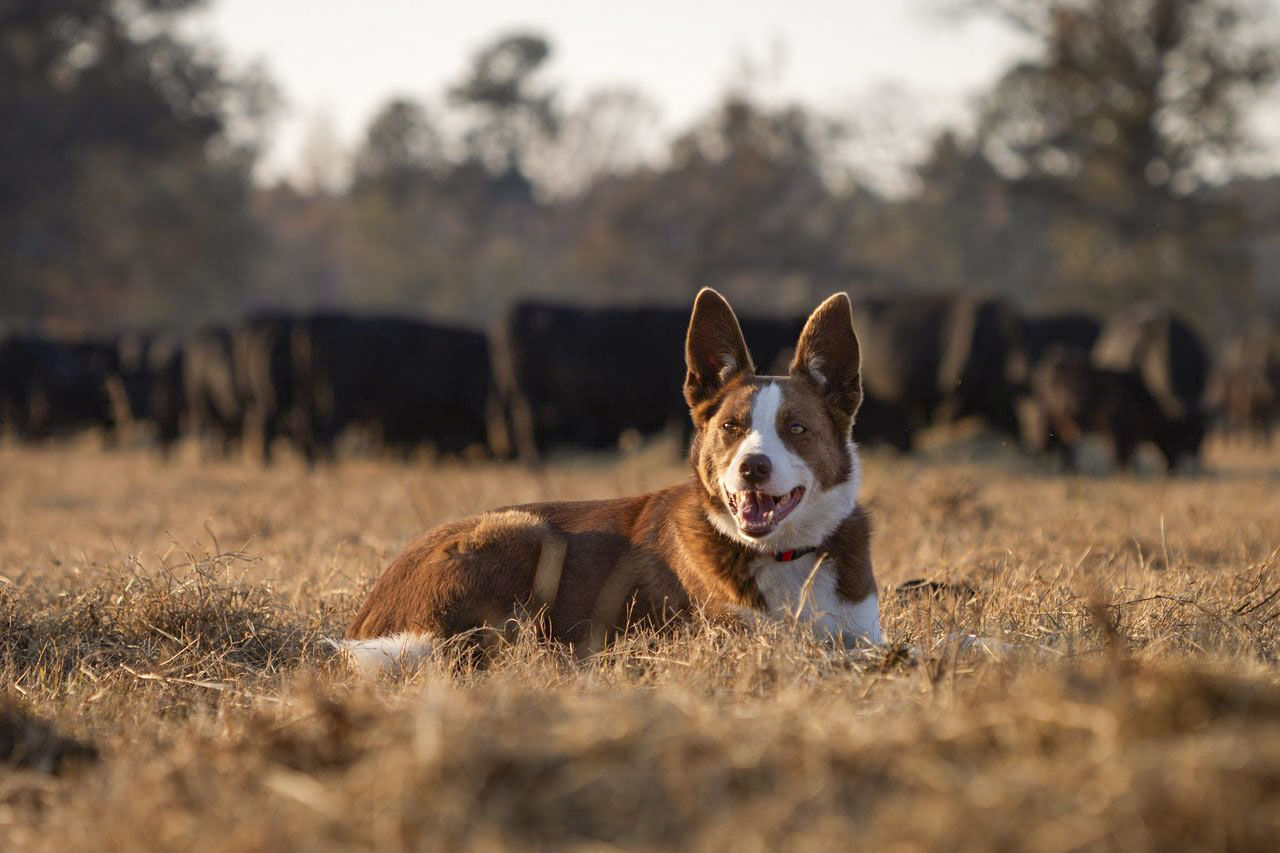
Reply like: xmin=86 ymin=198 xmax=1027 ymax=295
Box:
xmin=739 ymin=454 xmax=772 ymax=485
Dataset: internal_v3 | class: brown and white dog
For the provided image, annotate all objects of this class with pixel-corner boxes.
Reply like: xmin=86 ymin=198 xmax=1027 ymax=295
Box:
xmin=341 ymin=289 xmax=879 ymax=672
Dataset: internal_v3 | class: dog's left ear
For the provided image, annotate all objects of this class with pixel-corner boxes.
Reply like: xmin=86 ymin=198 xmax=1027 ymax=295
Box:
xmin=790 ymin=293 xmax=862 ymax=421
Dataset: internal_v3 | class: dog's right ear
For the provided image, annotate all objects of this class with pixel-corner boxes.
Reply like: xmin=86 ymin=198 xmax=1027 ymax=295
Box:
xmin=685 ymin=288 xmax=754 ymax=411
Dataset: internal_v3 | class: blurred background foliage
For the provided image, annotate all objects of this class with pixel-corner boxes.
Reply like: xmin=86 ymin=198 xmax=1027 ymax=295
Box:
xmin=3 ymin=0 xmax=1279 ymax=335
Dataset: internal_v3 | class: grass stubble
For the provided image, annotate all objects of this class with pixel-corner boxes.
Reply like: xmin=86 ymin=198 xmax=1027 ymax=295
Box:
xmin=0 ymin=437 xmax=1278 ymax=851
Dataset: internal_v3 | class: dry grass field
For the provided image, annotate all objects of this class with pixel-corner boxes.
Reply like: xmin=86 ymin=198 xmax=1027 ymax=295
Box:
xmin=1 ymin=437 xmax=1279 ymax=851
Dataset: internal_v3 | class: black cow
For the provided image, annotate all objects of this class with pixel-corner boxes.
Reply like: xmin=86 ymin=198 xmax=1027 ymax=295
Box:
xmin=0 ymin=331 xmax=117 ymax=440
xmin=0 ymin=330 xmax=24 ymax=434
xmin=848 ymin=292 xmax=1026 ymax=450
xmin=501 ymin=301 xmax=806 ymax=461
xmin=1030 ymin=346 xmax=1207 ymax=471
xmin=180 ymin=312 xmax=309 ymax=464
xmin=232 ymin=312 xmax=300 ymax=464
xmin=291 ymin=313 xmax=495 ymax=461
xmin=1020 ymin=312 xmax=1102 ymax=366
xmin=1015 ymin=312 xmax=1104 ymax=458
xmin=183 ymin=327 xmax=245 ymax=457
xmin=109 ymin=332 xmax=186 ymax=455
xmin=1206 ymin=323 xmax=1280 ymax=445
xmin=1091 ymin=305 xmax=1210 ymax=466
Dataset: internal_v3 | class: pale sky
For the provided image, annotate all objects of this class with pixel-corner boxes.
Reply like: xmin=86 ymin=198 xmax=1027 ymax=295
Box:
xmin=188 ymin=0 xmax=1280 ymax=190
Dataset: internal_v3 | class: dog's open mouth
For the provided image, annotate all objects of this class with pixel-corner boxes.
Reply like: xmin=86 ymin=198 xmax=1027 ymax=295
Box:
xmin=724 ymin=486 xmax=805 ymax=537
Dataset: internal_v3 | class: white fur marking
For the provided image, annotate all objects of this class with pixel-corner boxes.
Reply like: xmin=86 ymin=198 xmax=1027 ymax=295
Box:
xmin=711 ymin=380 xmax=863 ymax=552
xmin=720 ymin=382 xmax=808 ymax=510
xmin=806 ymin=354 xmax=826 ymax=386
xmin=753 ymin=552 xmax=881 ymax=645
xmin=333 ymin=632 xmax=435 ymax=675
xmin=717 ymin=351 xmax=738 ymax=381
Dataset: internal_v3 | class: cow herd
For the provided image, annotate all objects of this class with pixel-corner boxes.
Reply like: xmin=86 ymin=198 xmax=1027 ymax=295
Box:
xmin=2 ymin=295 xmax=1278 ymax=470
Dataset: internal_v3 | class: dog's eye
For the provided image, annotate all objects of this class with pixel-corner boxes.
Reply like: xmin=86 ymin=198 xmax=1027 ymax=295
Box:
xmin=789 ymin=423 xmax=806 ymax=435
xmin=721 ymin=420 xmax=739 ymax=433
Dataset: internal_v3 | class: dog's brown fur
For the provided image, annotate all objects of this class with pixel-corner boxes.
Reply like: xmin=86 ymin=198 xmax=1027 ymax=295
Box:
xmin=346 ymin=290 xmax=877 ymax=654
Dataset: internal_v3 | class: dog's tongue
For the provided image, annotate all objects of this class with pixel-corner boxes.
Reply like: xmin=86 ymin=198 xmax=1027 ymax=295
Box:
xmin=740 ymin=491 xmax=768 ymax=525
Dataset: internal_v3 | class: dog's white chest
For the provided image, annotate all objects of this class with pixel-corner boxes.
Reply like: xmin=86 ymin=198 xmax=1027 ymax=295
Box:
xmin=752 ymin=553 xmax=881 ymax=646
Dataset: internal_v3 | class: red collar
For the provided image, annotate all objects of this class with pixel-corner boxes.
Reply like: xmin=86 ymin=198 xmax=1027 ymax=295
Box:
xmin=773 ymin=546 xmax=817 ymax=562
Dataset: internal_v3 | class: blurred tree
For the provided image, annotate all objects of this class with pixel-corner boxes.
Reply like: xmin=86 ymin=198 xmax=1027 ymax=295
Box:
xmin=296 ymin=111 xmax=349 ymax=196
xmin=972 ymin=0 xmax=1278 ymax=216
xmin=835 ymin=82 xmax=956 ymax=197
xmin=952 ymin=0 xmax=1280 ymax=319
xmin=850 ymin=130 xmax=1025 ymax=292
xmin=448 ymin=32 xmax=559 ymax=184
xmin=352 ymin=97 xmax=444 ymax=196
xmin=566 ymin=95 xmax=875 ymax=310
xmin=250 ymin=184 xmax=346 ymax=309
xmin=314 ymin=87 xmax=551 ymax=320
xmin=0 ymin=0 xmax=272 ymax=327
xmin=525 ymin=86 xmax=660 ymax=198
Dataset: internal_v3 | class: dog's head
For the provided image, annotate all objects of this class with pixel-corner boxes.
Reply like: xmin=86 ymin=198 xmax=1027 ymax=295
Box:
xmin=685 ymin=289 xmax=863 ymax=551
